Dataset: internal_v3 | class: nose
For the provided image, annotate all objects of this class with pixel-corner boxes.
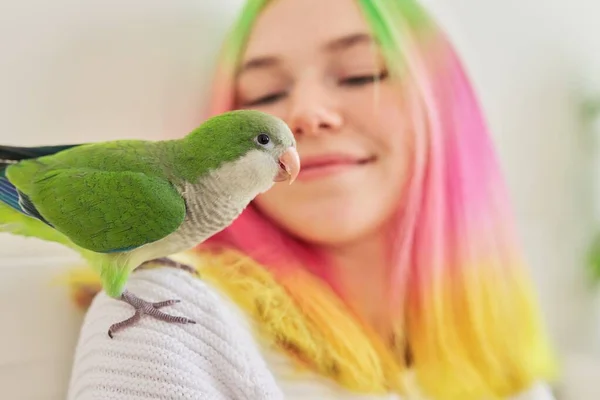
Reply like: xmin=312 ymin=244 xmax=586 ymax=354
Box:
xmin=287 ymin=80 xmax=342 ymax=136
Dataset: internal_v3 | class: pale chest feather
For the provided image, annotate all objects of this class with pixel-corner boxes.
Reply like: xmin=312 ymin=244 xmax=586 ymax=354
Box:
xmin=140 ymin=150 xmax=277 ymax=258
xmin=175 ymin=177 xmax=250 ymax=245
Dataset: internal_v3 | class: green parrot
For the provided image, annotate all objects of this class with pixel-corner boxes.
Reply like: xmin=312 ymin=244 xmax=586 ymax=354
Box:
xmin=0 ymin=109 xmax=300 ymax=337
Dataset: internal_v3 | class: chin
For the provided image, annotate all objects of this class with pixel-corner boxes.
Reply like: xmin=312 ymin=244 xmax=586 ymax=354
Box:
xmin=255 ymin=189 xmax=397 ymax=246
xmin=282 ymin=206 xmax=384 ymax=246
xmin=293 ymin=223 xmax=374 ymax=247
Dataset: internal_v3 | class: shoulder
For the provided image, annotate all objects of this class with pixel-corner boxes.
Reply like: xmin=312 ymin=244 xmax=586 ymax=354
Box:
xmin=67 ymin=266 xmax=283 ymax=400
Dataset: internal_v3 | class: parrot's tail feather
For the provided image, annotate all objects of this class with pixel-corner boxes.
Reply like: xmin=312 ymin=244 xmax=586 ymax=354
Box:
xmin=0 ymin=143 xmax=87 ymax=227
xmin=0 ymin=173 xmax=21 ymax=211
xmin=0 ymin=166 xmax=54 ymax=226
xmin=0 ymin=222 xmax=21 ymax=231
xmin=0 ymin=143 xmax=82 ymax=165
xmin=0 ymin=201 xmax=74 ymax=248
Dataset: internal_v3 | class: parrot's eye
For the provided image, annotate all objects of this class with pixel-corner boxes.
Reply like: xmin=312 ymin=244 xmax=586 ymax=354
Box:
xmin=256 ymin=133 xmax=271 ymax=146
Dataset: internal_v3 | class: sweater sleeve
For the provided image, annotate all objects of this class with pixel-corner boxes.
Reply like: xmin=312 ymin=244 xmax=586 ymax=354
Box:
xmin=66 ymin=266 xmax=284 ymax=400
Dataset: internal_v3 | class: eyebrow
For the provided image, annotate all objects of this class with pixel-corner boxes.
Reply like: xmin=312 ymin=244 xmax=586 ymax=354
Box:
xmin=237 ymin=32 xmax=374 ymax=75
xmin=238 ymin=55 xmax=280 ymax=75
xmin=324 ymin=32 xmax=374 ymax=52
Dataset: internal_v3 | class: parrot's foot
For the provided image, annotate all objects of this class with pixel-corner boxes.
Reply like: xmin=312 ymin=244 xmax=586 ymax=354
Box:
xmin=136 ymin=257 xmax=196 ymax=274
xmin=108 ymin=290 xmax=196 ymax=338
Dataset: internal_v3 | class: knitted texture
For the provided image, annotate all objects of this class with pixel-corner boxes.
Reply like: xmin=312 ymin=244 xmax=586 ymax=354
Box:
xmin=66 ymin=265 xmax=556 ymax=400
xmin=67 ymin=267 xmax=284 ymax=400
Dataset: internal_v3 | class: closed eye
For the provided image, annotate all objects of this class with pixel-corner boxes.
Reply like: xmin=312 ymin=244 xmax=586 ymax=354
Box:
xmin=243 ymin=92 xmax=288 ymax=107
xmin=339 ymin=70 xmax=388 ymax=86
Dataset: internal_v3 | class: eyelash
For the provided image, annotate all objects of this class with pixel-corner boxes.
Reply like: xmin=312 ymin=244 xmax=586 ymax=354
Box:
xmin=340 ymin=70 xmax=388 ymax=86
xmin=244 ymin=70 xmax=388 ymax=107
xmin=245 ymin=92 xmax=287 ymax=106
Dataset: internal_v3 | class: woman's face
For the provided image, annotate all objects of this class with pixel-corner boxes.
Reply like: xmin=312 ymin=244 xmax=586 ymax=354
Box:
xmin=235 ymin=0 xmax=412 ymax=247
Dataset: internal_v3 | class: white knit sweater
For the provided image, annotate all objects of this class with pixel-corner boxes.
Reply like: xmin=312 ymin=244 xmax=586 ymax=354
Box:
xmin=67 ymin=267 xmax=556 ymax=400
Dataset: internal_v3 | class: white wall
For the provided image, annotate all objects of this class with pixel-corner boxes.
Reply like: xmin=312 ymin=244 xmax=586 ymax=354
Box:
xmin=0 ymin=1 xmax=599 ymax=399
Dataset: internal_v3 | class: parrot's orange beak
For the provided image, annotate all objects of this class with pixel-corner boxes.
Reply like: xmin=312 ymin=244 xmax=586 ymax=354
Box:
xmin=275 ymin=147 xmax=300 ymax=184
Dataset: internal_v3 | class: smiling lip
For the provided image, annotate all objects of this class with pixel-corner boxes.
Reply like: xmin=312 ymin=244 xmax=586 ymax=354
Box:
xmin=297 ymin=153 xmax=375 ymax=181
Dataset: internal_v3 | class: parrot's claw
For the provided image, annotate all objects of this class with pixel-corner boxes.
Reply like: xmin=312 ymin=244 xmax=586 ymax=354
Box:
xmin=108 ymin=290 xmax=196 ymax=339
xmin=136 ymin=257 xmax=197 ymax=275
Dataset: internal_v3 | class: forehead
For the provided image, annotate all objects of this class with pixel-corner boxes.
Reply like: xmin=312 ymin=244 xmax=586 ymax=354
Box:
xmin=243 ymin=0 xmax=371 ymax=60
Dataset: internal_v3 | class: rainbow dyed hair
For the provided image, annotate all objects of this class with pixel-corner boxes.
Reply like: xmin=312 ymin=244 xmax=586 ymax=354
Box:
xmin=199 ymin=0 xmax=558 ymax=398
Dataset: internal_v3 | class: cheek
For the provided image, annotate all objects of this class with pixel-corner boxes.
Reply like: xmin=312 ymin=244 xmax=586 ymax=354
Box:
xmin=378 ymin=104 xmax=413 ymax=168
xmin=334 ymin=86 xmax=412 ymax=221
xmin=344 ymin=84 xmax=410 ymax=150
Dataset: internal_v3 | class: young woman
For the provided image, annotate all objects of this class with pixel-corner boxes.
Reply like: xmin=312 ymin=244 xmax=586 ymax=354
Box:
xmin=67 ymin=0 xmax=559 ymax=399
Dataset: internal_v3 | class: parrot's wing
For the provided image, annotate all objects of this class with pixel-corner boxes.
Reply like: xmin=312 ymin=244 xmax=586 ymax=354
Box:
xmin=0 ymin=171 xmax=75 ymax=248
xmin=18 ymin=168 xmax=186 ymax=253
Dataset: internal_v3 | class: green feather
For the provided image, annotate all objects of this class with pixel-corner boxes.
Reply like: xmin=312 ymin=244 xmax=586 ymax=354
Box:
xmin=7 ymin=168 xmax=186 ymax=253
xmin=0 ymin=109 xmax=296 ymax=300
xmin=0 ymin=201 xmax=128 ymax=296
xmin=168 ymin=109 xmax=294 ymax=182
xmin=0 ymin=200 xmax=74 ymax=247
